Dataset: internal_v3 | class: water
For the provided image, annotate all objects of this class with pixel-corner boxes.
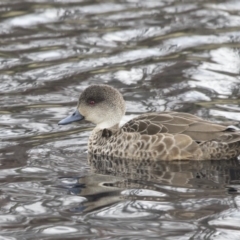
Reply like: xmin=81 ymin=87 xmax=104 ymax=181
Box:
xmin=1 ymin=0 xmax=240 ymax=239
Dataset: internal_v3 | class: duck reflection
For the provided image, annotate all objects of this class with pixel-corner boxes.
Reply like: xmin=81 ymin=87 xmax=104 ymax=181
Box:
xmin=88 ymin=154 xmax=240 ymax=187
xmin=69 ymin=155 xmax=240 ymax=213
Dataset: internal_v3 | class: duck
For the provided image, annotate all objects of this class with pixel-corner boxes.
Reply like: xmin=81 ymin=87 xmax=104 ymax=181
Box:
xmin=58 ymin=84 xmax=240 ymax=161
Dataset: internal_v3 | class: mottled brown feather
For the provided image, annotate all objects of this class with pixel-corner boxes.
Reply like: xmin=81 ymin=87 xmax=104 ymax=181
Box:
xmin=88 ymin=111 xmax=240 ymax=160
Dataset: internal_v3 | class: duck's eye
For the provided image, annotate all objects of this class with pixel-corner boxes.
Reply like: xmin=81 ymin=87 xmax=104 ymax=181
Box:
xmin=88 ymin=100 xmax=95 ymax=105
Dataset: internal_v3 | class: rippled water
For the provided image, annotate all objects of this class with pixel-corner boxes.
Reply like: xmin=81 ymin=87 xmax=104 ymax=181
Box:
xmin=1 ymin=0 xmax=240 ymax=239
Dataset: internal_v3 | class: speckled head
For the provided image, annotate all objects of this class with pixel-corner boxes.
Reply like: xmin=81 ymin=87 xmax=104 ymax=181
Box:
xmin=59 ymin=84 xmax=126 ymax=129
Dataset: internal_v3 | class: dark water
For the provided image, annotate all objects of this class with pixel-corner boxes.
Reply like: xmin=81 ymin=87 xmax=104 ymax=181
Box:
xmin=1 ymin=0 xmax=240 ymax=239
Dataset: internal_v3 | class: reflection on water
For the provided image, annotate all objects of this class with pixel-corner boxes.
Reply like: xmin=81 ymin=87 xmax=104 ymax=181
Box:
xmin=85 ymin=155 xmax=240 ymax=210
xmin=1 ymin=0 xmax=240 ymax=239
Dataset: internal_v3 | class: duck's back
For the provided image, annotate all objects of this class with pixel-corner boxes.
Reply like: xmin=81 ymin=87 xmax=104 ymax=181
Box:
xmin=89 ymin=112 xmax=240 ymax=160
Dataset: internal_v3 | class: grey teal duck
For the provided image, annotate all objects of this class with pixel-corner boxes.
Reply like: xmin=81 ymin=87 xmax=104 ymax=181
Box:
xmin=59 ymin=84 xmax=240 ymax=161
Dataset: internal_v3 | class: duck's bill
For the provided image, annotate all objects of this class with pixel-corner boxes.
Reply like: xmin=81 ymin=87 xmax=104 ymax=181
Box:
xmin=58 ymin=109 xmax=84 ymax=125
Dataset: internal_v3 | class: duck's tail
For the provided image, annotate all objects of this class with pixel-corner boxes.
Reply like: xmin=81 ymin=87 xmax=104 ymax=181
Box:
xmin=200 ymin=140 xmax=240 ymax=160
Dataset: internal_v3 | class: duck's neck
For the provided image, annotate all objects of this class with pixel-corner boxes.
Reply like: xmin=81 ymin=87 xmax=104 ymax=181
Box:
xmin=94 ymin=122 xmax=120 ymax=132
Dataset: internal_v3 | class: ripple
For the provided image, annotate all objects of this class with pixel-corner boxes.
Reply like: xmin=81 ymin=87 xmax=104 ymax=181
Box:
xmin=19 ymin=167 xmax=53 ymax=174
xmin=0 ymin=214 xmax=26 ymax=225
xmin=1 ymin=0 xmax=240 ymax=239
xmin=42 ymin=226 xmax=78 ymax=234
xmin=15 ymin=202 xmax=50 ymax=216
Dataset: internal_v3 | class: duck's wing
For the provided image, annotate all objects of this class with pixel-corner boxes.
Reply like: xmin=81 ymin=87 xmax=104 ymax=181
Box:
xmin=121 ymin=111 xmax=238 ymax=142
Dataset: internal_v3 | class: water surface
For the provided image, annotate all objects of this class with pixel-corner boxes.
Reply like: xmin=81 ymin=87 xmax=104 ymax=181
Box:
xmin=1 ymin=0 xmax=240 ymax=239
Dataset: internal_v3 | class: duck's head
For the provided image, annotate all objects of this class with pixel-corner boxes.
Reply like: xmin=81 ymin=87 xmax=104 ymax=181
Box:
xmin=58 ymin=84 xmax=126 ymax=129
